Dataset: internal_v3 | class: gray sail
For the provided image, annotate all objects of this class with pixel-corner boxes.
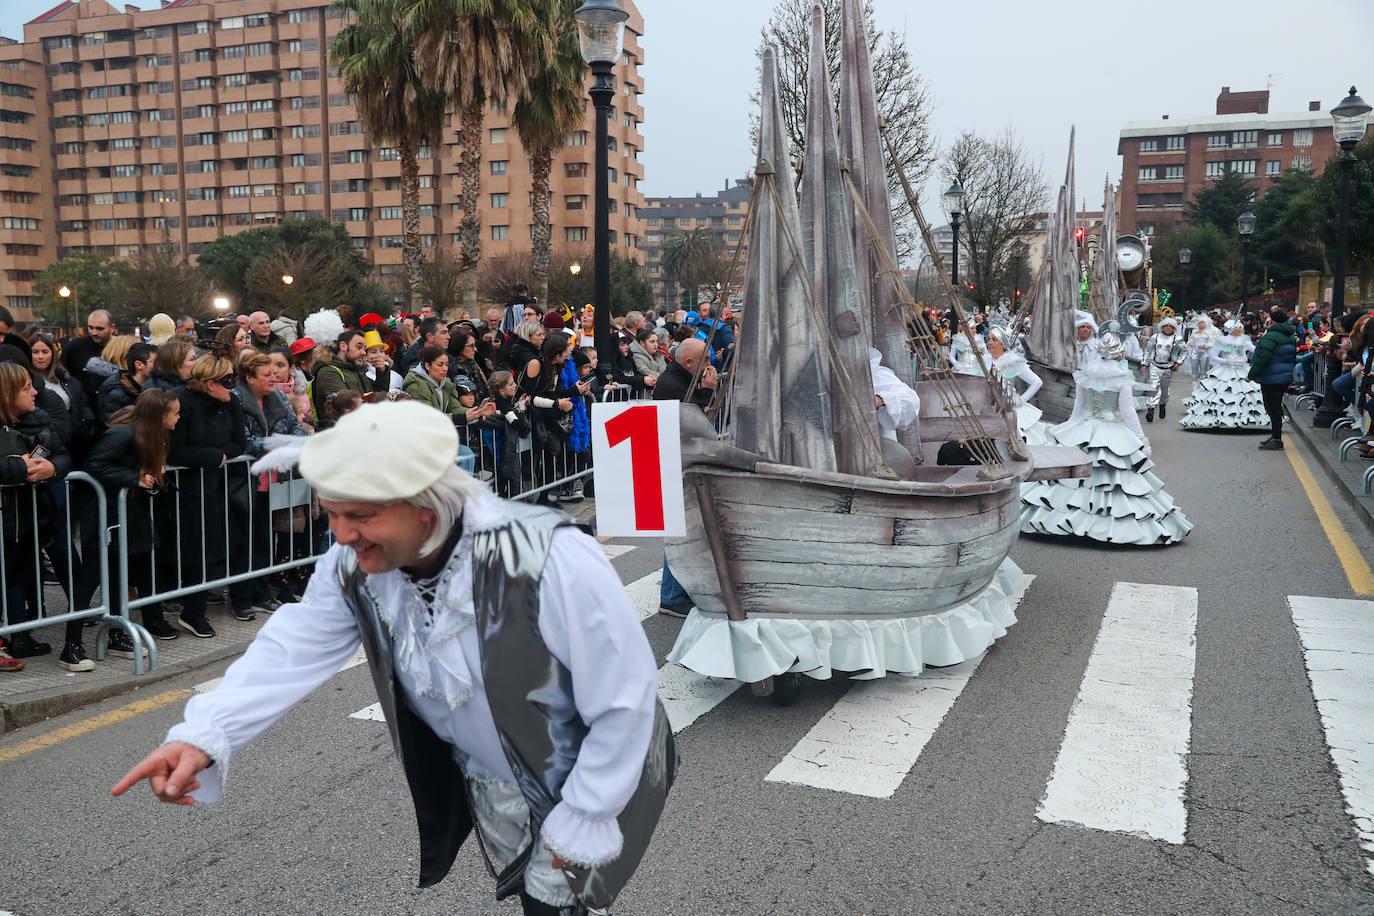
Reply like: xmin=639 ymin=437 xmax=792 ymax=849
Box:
xmin=1025 ymin=127 xmax=1077 ymax=371
xmin=1090 ymin=180 xmax=1121 ymax=319
xmin=732 ymin=46 xmax=835 ymax=470
xmin=837 ymin=0 xmax=918 ymax=455
xmin=800 ymin=0 xmax=878 ymax=477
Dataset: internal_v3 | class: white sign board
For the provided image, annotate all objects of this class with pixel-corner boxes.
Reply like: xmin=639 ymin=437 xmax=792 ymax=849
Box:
xmin=591 ymin=400 xmax=686 ymax=537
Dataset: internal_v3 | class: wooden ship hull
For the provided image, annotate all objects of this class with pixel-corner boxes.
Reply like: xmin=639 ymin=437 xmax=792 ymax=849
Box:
xmin=1028 ymin=361 xmax=1078 ymax=426
xmin=667 ymin=378 xmax=1086 ymax=627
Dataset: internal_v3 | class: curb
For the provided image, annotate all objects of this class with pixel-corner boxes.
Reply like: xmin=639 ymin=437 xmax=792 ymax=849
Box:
xmin=0 ymin=632 xmax=257 ymax=734
xmin=1284 ymin=395 xmax=1374 ymax=539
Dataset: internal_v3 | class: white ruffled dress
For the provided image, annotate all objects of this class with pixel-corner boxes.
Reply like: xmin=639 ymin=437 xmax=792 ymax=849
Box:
xmin=1019 ymin=360 xmax=1192 ymax=545
xmin=1179 ymin=335 xmax=1266 ymax=430
xmin=993 ymin=351 xmax=1052 ymax=446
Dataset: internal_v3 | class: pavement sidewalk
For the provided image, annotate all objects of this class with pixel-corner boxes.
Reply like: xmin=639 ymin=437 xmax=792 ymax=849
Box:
xmin=0 ymin=494 xmax=599 ymax=733
xmin=1285 ymin=394 xmax=1374 ymax=537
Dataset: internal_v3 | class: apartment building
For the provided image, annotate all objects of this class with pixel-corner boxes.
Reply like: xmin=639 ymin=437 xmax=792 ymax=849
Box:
xmin=641 ymin=180 xmax=751 ymax=314
xmin=0 ymin=0 xmax=647 ymax=320
xmin=1117 ymin=87 xmax=1344 ymax=237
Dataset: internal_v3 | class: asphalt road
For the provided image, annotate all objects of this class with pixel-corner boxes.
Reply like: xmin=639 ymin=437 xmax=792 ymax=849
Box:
xmin=3 ymin=382 xmax=1374 ymax=916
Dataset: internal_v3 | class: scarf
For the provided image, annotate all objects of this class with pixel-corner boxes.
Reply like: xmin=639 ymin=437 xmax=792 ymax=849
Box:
xmin=561 ymin=359 xmax=591 ymax=454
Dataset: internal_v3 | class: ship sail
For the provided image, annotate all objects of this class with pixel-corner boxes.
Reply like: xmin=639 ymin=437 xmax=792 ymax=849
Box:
xmin=799 ymin=0 xmax=879 ymax=477
xmin=1087 ymin=180 xmax=1121 ymax=321
xmin=730 ymin=45 xmax=836 ymax=470
xmin=1024 ymin=128 xmax=1078 ymax=372
xmin=837 ymin=0 xmax=919 ymax=454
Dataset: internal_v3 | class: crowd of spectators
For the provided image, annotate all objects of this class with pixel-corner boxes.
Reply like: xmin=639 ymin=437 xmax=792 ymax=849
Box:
xmin=0 ymin=291 xmax=742 ymax=675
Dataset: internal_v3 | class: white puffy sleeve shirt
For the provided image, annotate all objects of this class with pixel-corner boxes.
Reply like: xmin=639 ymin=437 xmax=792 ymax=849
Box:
xmin=165 ymin=524 xmax=657 ymax=869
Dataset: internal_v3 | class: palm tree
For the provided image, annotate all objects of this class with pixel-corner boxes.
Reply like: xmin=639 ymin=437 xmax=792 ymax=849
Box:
xmin=332 ymin=0 xmax=447 ymax=311
xmin=405 ymin=0 xmax=551 ymax=313
xmin=512 ymin=0 xmax=586 ymax=304
xmin=660 ymin=227 xmax=720 ymax=306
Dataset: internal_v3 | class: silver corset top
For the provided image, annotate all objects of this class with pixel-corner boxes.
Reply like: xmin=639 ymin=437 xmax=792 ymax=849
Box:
xmin=1087 ymin=388 xmax=1121 ymax=421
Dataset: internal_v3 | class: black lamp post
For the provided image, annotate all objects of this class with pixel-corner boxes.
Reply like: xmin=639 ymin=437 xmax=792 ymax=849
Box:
xmin=942 ymin=181 xmax=965 ymax=289
xmin=1178 ymin=246 xmax=1192 ymax=314
xmin=1236 ymin=210 xmax=1255 ymax=311
xmin=1315 ymin=86 xmax=1372 ymax=428
xmin=1011 ymin=242 xmax=1027 ymax=313
xmin=573 ymin=0 xmax=628 ymax=382
xmin=58 ymin=283 xmax=79 ymax=335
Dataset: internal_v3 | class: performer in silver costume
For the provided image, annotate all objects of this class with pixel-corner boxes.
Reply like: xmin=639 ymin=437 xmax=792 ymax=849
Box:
xmin=113 ymin=401 xmax=676 ymax=916
xmin=1180 ymin=318 xmax=1265 ymax=430
xmin=1020 ymin=321 xmax=1193 ymax=545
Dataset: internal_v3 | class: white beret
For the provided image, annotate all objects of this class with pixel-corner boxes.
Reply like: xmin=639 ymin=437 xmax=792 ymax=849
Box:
xmin=299 ymin=400 xmax=457 ymax=503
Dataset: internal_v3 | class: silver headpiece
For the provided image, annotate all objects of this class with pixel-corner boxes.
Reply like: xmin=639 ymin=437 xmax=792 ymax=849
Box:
xmin=1096 ymin=319 xmax=1127 ymax=361
xmin=1223 ymin=318 xmax=1243 ymax=334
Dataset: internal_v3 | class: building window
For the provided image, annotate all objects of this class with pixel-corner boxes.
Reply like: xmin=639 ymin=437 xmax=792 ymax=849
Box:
xmin=1205 ymin=161 xmax=1225 ymax=179
xmin=1232 ymin=130 xmax=1258 ymax=148
xmin=565 ymin=162 xmax=588 ymax=178
xmin=489 ymin=128 xmax=506 ymax=143
xmin=377 ymin=147 xmax=401 ymax=161
xmin=565 ymin=195 xmax=586 ymax=210
xmin=228 ymin=185 xmax=251 ymax=198
xmin=247 ymin=43 xmax=273 ymax=56
xmin=491 ymin=225 xmax=508 ymax=241
xmin=378 ymin=207 xmax=402 ymax=220
xmin=1207 ymin=134 xmax=1228 ymax=149
xmin=491 ymin=193 xmax=507 ymax=208
xmin=607 ymin=167 xmax=618 ymax=183
xmin=568 ymin=130 xmax=588 ymax=147
xmin=1138 ymin=166 xmax=1158 ymax=181
xmin=224 ymin=101 xmax=248 ymax=115
xmin=1267 ymin=132 xmax=1283 ymax=147
xmin=1138 ymin=139 xmax=1158 ymax=153
xmin=1293 ymin=129 xmax=1313 ymax=148
xmin=565 ymin=227 xmax=588 ymax=243
xmin=491 ymin=160 xmax=507 ymax=176
xmin=1265 ymin=160 xmax=1281 ymax=177
xmin=1164 ymin=165 xmax=1184 ymax=180
xmin=1165 ymin=136 xmax=1185 ymax=151
xmin=1230 ymin=159 xmax=1257 ymax=176
xmin=1292 ymin=155 xmax=1312 ymax=171
xmin=225 ymin=130 xmax=248 ymax=143
xmin=380 ymin=236 xmax=405 ymax=249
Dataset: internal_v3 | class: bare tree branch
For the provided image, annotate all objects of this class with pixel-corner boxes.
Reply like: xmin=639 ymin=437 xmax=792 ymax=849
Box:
xmin=750 ymin=0 xmax=936 ymax=261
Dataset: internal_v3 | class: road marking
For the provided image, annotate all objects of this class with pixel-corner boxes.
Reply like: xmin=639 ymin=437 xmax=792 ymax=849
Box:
xmin=1289 ymin=595 xmax=1374 ymax=877
xmin=349 ymin=703 xmax=385 ymax=722
xmin=764 ymin=574 xmax=1035 ymax=799
xmin=1285 ymin=443 xmax=1374 ymax=595
xmin=624 ymin=569 xmax=663 ymax=621
xmin=657 ymin=664 xmax=740 ymax=733
xmin=1037 ymin=581 xmax=1198 ymax=844
xmin=602 ymin=543 xmax=636 ymax=560
xmin=0 ymin=688 xmax=190 ymax=766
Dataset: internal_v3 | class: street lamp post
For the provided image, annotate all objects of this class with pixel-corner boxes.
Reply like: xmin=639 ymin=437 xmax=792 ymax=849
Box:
xmin=58 ymin=284 xmax=79 ymax=335
xmin=1178 ymin=246 xmax=1192 ymax=314
xmin=1315 ymin=86 xmax=1372 ymax=428
xmin=942 ymin=182 xmax=965 ymax=289
xmin=1236 ymin=210 xmax=1255 ymax=310
xmin=574 ymin=0 xmax=628 ymax=382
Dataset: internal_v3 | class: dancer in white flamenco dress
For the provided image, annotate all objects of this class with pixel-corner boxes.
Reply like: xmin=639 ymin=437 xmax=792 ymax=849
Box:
xmin=1020 ymin=322 xmax=1193 ymax=546
xmin=985 ymin=327 xmax=1052 ymax=445
xmin=1179 ymin=319 xmax=1265 ymax=430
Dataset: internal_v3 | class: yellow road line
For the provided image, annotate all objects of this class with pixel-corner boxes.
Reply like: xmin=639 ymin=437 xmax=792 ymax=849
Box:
xmin=1286 ymin=443 xmax=1374 ymax=595
xmin=0 ymin=688 xmax=189 ymax=765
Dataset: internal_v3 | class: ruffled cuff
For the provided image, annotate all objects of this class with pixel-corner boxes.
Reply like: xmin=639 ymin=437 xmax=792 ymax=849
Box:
xmin=165 ymin=721 xmax=231 ymax=805
xmin=539 ymin=801 xmax=623 ymax=868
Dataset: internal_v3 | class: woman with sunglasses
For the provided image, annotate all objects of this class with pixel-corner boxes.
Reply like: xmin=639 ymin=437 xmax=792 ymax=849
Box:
xmin=166 ymin=355 xmax=246 ymax=639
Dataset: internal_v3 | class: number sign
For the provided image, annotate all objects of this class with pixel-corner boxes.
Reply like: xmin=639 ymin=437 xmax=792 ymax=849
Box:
xmin=591 ymin=401 xmax=686 ymax=537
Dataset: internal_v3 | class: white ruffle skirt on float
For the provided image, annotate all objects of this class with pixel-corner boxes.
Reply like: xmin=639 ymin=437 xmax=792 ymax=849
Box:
xmin=1016 ymin=401 xmax=1054 ymax=447
xmin=1179 ymin=365 xmax=1268 ymax=430
xmin=1019 ymin=414 xmax=1192 ymax=546
xmin=663 ymin=558 xmax=1024 ymax=682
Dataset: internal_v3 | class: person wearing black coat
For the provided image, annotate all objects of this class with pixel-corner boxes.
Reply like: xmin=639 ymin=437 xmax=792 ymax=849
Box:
xmin=167 ymin=356 xmax=246 ymax=639
xmin=652 ymin=338 xmax=717 ymax=410
xmin=81 ymin=389 xmax=183 ymax=642
xmin=0 ymin=364 xmax=85 ymax=666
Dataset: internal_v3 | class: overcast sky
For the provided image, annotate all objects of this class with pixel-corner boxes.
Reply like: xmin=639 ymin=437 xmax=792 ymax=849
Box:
xmin=6 ymin=0 xmax=1372 ymax=231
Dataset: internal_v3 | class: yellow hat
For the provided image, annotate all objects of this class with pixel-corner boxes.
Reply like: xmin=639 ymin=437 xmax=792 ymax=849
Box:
xmin=363 ymin=329 xmax=386 ymax=350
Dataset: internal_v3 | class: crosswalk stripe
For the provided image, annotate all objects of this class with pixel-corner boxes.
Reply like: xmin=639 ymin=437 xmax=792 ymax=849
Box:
xmin=624 ymin=569 xmax=663 ymax=621
xmin=657 ymin=664 xmax=740 ymax=734
xmin=1037 ymin=581 xmax=1198 ymax=844
xmin=764 ymin=574 xmax=1036 ymax=799
xmin=1289 ymin=595 xmax=1374 ymax=877
xmin=602 ymin=543 xmax=636 ymax=560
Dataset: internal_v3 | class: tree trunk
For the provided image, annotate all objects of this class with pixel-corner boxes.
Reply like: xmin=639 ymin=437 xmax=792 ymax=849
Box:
xmin=399 ymin=134 xmax=424 ymax=314
xmin=530 ymin=151 xmax=553 ymax=305
xmin=460 ymin=99 xmax=483 ymax=316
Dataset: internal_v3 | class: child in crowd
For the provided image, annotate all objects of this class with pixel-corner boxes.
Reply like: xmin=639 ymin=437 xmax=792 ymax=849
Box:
xmin=486 ymin=369 xmax=531 ymax=497
xmin=321 ymin=389 xmax=362 ymax=430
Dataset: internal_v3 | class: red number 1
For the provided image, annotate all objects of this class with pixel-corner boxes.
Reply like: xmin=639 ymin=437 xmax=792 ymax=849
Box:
xmin=604 ymin=405 xmax=664 ymax=530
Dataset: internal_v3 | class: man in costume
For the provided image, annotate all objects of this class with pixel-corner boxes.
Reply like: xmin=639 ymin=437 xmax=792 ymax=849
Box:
xmin=1143 ymin=316 xmax=1187 ymax=422
xmin=113 ymin=401 xmax=676 ymax=915
xmin=1073 ymin=310 xmax=1098 ymax=369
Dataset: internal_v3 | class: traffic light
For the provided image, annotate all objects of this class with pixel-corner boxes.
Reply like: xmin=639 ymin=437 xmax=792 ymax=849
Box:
xmin=1074 ymin=227 xmax=1085 ymax=244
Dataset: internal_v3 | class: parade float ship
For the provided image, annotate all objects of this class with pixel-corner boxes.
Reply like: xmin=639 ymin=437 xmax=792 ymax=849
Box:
xmin=662 ymin=0 xmax=1089 ymax=703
